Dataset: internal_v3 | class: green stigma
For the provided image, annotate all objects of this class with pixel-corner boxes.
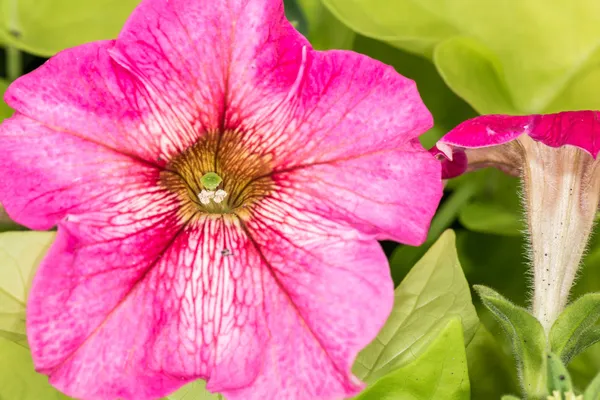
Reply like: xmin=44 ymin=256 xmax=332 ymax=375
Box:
xmin=200 ymin=172 xmax=222 ymax=190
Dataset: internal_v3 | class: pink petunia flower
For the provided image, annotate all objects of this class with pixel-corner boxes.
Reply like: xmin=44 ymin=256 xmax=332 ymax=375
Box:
xmin=434 ymin=111 xmax=600 ymax=332
xmin=0 ymin=0 xmax=442 ymax=399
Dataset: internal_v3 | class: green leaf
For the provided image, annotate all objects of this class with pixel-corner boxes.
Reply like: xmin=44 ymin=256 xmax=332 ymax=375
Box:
xmin=474 ymin=285 xmax=547 ymax=398
xmin=296 ymin=0 xmax=354 ymax=50
xmin=0 ymin=337 xmax=71 ymax=399
xmin=466 ymin=324 xmax=519 ymax=399
xmin=584 ymin=370 xmax=600 ymax=400
xmin=550 ymin=293 xmax=600 ymax=364
xmin=546 ymin=353 xmax=573 ymax=394
xmin=323 ymin=0 xmax=457 ymax=56
xmin=501 ymin=396 xmax=521 ymax=400
xmin=165 ymin=380 xmax=222 ymax=400
xmin=354 ymin=230 xmax=479 ymax=383
xmin=0 ymin=0 xmax=139 ymax=57
xmin=0 ymin=231 xmax=55 ymax=346
xmin=434 ymin=36 xmax=517 ymax=115
xmin=323 ymin=0 xmax=600 ymax=114
xmin=354 ymin=318 xmax=469 ymax=400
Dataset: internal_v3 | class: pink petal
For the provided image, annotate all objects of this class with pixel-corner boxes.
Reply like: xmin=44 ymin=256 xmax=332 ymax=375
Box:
xmin=29 ymin=211 xmax=392 ymax=400
xmin=111 ymin=0 xmax=307 ymax=140
xmin=274 ymin=140 xmax=441 ymax=245
xmin=4 ymin=41 xmax=186 ymax=164
xmin=437 ymin=114 xmax=531 ymax=151
xmin=0 ymin=114 xmax=165 ymax=230
xmin=528 ymin=111 xmax=600 ymax=159
xmin=226 ymin=208 xmax=394 ymax=400
xmin=429 ymin=145 xmax=468 ymax=180
xmin=240 ymin=49 xmax=441 ymax=244
xmin=239 ymin=49 xmax=435 ymax=169
xmin=29 ymin=218 xmax=268 ymax=400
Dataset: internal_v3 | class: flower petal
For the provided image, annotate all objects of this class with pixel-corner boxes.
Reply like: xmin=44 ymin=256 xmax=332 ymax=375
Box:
xmin=435 ymin=111 xmax=600 ymax=178
xmin=111 ymin=0 xmax=307 ymax=136
xmin=4 ymin=41 xmax=190 ymax=163
xmin=239 ymin=49 xmax=435 ymax=169
xmin=430 ymin=146 xmax=468 ymax=179
xmin=268 ymin=139 xmax=441 ymax=245
xmin=437 ymin=114 xmax=531 ymax=151
xmin=527 ymin=111 xmax=600 ymax=159
xmin=28 ymin=217 xmax=269 ymax=400
xmin=0 ymin=114 xmax=164 ymax=230
xmin=226 ymin=207 xmax=393 ymax=400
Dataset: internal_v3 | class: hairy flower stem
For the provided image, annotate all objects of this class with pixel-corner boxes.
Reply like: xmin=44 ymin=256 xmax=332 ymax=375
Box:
xmin=521 ymin=137 xmax=600 ymax=333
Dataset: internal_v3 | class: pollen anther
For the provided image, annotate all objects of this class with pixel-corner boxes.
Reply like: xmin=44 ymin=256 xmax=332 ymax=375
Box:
xmin=198 ymin=188 xmax=228 ymax=205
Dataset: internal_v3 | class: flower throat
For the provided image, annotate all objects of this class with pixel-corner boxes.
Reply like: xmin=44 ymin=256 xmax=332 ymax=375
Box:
xmin=160 ymin=130 xmax=273 ymax=218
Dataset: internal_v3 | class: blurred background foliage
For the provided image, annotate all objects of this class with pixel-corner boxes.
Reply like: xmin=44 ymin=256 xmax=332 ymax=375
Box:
xmin=0 ymin=0 xmax=599 ymax=399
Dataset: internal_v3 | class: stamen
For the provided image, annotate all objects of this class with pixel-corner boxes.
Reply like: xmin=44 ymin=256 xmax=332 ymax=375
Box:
xmin=198 ymin=189 xmax=215 ymax=205
xmin=213 ymin=189 xmax=227 ymax=204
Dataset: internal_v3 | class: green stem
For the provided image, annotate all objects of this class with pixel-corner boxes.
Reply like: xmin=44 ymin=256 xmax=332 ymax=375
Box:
xmin=6 ymin=0 xmax=22 ymax=81
xmin=6 ymin=46 xmax=22 ymax=82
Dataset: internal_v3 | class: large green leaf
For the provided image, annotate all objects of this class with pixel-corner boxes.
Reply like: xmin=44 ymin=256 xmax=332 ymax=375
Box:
xmin=434 ymin=36 xmax=517 ymax=115
xmin=0 ymin=0 xmax=140 ymax=57
xmin=354 ymin=318 xmax=470 ymax=400
xmin=0 ymin=231 xmax=55 ymax=346
xmin=164 ymin=380 xmax=222 ymax=400
xmin=322 ymin=0 xmax=457 ymax=57
xmin=0 ymin=337 xmax=71 ymax=399
xmin=353 ymin=230 xmax=478 ymax=384
xmin=323 ymin=0 xmax=600 ymax=114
